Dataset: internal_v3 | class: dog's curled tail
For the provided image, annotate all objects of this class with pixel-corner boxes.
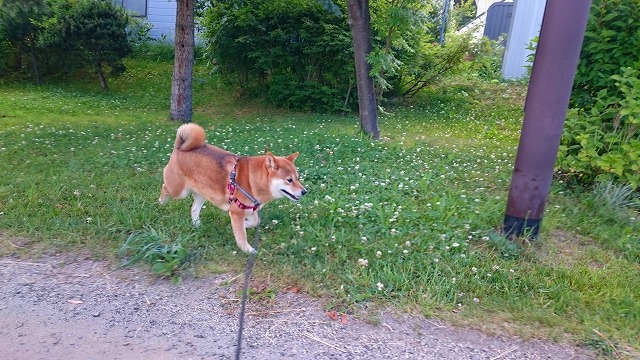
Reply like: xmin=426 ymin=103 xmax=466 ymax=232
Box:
xmin=174 ymin=123 xmax=206 ymax=151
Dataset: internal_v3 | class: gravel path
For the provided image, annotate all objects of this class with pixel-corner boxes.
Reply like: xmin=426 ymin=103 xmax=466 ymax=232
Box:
xmin=0 ymin=254 xmax=595 ymax=360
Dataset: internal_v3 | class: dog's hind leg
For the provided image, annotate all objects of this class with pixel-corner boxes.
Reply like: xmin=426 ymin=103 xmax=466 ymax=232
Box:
xmin=190 ymin=193 xmax=206 ymax=227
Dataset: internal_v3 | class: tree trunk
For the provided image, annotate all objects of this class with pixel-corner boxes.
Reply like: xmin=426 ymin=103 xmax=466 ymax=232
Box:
xmin=170 ymin=0 xmax=195 ymax=123
xmin=96 ymin=62 xmax=108 ymax=91
xmin=346 ymin=0 xmax=379 ymax=139
xmin=29 ymin=44 xmax=40 ymax=84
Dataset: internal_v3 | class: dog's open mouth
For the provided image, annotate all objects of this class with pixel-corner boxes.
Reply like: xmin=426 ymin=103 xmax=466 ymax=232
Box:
xmin=280 ymin=189 xmax=300 ymax=201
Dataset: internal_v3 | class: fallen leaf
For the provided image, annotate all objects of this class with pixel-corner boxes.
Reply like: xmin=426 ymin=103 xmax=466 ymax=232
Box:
xmin=67 ymin=300 xmax=83 ymax=304
xmin=55 ymin=204 xmax=63 ymax=209
xmin=325 ymin=310 xmax=338 ymax=321
xmin=340 ymin=313 xmax=348 ymax=325
xmin=289 ymin=286 xmax=300 ymax=293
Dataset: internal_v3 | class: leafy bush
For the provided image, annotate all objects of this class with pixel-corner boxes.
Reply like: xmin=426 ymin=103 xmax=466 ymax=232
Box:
xmin=572 ymin=0 xmax=640 ymax=108
xmin=368 ymin=0 xmax=476 ymax=99
xmin=464 ymin=35 xmax=506 ymax=82
xmin=557 ymin=0 xmax=640 ymax=190
xmin=126 ymin=15 xmax=153 ymax=48
xmin=0 ymin=28 xmax=10 ymax=75
xmin=557 ymin=67 xmax=640 ymax=188
xmin=1 ymin=0 xmax=136 ymax=89
xmin=0 ymin=0 xmax=50 ymax=80
xmin=398 ymin=32 xmax=474 ymax=98
xmin=200 ymin=0 xmax=354 ymax=111
xmin=41 ymin=0 xmax=132 ymax=90
xmin=267 ymin=73 xmax=347 ymax=113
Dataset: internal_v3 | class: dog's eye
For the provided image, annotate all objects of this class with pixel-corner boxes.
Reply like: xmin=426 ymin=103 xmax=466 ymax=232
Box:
xmin=287 ymin=178 xmax=293 ymax=183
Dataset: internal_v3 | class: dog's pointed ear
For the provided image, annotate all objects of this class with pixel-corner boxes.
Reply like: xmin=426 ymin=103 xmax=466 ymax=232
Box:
xmin=265 ymin=152 xmax=278 ymax=171
xmin=286 ymin=152 xmax=299 ymax=163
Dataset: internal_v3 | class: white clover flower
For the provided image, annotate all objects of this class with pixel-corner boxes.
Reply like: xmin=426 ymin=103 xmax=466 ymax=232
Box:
xmin=452 ymin=242 xmax=459 ymax=247
xmin=358 ymin=258 xmax=369 ymax=267
xmin=376 ymin=251 xmax=382 ymax=258
xmin=376 ymin=282 xmax=384 ymax=291
xmin=471 ymin=267 xmax=478 ymax=273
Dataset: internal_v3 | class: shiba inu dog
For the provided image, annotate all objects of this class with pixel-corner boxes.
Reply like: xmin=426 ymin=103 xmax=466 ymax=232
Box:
xmin=159 ymin=123 xmax=307 ymax=253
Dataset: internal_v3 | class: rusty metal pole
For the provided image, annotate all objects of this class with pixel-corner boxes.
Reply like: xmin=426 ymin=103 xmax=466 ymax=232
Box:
xmin=503 ymin=0 xmax=592 ymax=238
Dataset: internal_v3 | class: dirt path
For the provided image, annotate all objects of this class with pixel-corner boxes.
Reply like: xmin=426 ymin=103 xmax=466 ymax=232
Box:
xmin=0 ymin=254 xmax=595 ymax=360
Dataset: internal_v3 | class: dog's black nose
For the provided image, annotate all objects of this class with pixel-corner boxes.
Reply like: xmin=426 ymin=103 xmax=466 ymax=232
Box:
xmin=301 ymin=189 xmax=308 ymax=196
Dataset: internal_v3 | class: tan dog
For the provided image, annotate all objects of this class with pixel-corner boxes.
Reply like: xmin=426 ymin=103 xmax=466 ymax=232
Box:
xmin=159 ymin=123 xmax=307 ymax=253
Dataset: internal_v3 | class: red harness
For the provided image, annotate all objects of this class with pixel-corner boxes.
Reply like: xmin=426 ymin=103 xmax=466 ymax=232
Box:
xmin=228 ymin=163 xmax=261 ymax=211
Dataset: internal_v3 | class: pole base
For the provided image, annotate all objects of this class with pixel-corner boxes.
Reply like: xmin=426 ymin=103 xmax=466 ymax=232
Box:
xmin=503 ymin=215 xmax=541 ymax=239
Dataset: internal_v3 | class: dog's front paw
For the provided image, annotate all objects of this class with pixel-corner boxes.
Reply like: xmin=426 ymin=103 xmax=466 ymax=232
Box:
xmin=242 ymin=246 xmax=257 ymax=255
xmin=192 ymin=219 xmax=201 ymax=227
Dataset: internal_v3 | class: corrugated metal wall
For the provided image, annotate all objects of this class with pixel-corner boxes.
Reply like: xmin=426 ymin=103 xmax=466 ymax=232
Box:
xmin=483 ymin=2 xmax=514 ymax=40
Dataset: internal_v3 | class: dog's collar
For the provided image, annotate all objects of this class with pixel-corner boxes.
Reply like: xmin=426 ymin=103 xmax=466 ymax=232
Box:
xmin=228 ymin=161 xmax=261 ymax=211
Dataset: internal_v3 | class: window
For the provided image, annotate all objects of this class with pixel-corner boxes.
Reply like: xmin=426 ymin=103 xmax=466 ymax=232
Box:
xmin=112 ymin=0 xmax=147 ymax=17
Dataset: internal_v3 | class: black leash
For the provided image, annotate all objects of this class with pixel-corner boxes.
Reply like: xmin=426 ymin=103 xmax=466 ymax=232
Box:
xmin=234 ymin=214 xmax=260 ymax=360
xmin=231 ymin=162 xmax=261 ymax=360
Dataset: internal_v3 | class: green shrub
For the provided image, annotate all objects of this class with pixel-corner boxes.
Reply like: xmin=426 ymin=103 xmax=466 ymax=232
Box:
xmin=267 ymin=73 xmax=347 ymax=113
xmin=465 ymin=35 xmax=506 ymax=82
xmin=0 ymin=0 xmax=50 ymax=80
xmin=557 ymin=0 xmax=640 ymax=189
xmin=1 ymin=0 xmax=134 ymax=88
xmin=572 ymin=0 xmax=640 ymax=108
xmin=200 ymin=0 xmax=354 ymax=111
xmin=0 ymin=28 xmax=9 ymax=75
xmin=368 ymin=0 xmax=476 ymax=99
xmin=558 ymin=67 xmax=640 ymax=189
xmin=48 ymin=0 xmax=132 ymax=90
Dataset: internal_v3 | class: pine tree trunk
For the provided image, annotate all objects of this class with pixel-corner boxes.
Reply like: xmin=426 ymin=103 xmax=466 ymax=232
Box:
xmin=30 ymin=44 xmax=40 ymax=85
xmin=170 ymin=0 xmax=195 ymax=123
xmin=347 ymin=0 xmax=379 ymax=139
xmin=96 ymin=62 xmax=108 ymax=91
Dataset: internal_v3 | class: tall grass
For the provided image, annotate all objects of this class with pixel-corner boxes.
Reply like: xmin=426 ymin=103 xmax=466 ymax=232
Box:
xmin=0 ymin=55 xmax=638 ymax=356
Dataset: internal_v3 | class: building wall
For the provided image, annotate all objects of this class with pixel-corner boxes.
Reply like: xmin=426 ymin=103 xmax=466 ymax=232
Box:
xmin=501 ymin=0 xmax=547 ymax=79
xmin=147 ymin=0 xmax=176 ymax=41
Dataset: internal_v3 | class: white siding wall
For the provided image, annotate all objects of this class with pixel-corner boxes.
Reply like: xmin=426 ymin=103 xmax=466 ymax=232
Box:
xmin=147 ymin=0 xmax=176 ymax=41
xmin=501 ymin=0 xmax=547 ymax=79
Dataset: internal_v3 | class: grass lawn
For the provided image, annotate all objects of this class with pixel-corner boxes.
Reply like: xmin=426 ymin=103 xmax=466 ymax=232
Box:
xmin=1 ymin=55 xmax=639 ymax=358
